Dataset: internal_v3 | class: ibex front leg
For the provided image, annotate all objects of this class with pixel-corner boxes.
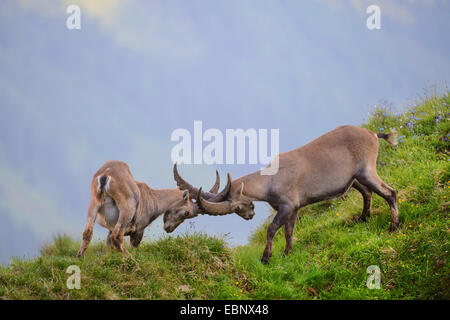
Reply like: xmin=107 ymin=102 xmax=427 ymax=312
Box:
xmin=261 ymin=205 xmax=294 ymax=264
xmin=283 ymin=211 xmax=298 ymax=256
xmin=77 ymin=199 xmax=99 ymax=258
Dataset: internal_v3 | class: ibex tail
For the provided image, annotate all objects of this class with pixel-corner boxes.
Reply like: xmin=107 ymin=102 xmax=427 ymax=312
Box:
xmin=96 ymin=175 xmax=110 ymax=200
xmin=377 ymin=131 xmax=398 ymax=146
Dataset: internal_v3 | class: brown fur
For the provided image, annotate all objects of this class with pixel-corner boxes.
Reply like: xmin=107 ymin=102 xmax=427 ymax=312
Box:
xmin=77 ymin=160 xmax=197 ymax=257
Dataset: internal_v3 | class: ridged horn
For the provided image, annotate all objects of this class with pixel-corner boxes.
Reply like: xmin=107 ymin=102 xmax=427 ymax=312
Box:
xmin=209 ymin=170 xmax=220 ymax=193
xmin=196 ymin=187 xmax=234 ymax=216
xmin=173 ymin=164 xmax=230 ymax=201
xmin=208 ymin=173 xmax=232 ymax=202
xmin=173 ymin=163 xmax=214 ymax=200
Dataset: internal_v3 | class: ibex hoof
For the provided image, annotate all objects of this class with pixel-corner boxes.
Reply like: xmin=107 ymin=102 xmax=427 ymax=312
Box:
xmin=260 ymin=257 xmax=269 ymax=264
xmin=389 ymin=223 xmax=399 ymax=232
xmin=357 ymin=215 xmax=368 ymax=222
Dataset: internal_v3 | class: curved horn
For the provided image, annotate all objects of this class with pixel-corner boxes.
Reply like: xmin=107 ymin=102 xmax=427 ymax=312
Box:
xmin=173 ymin=163 xmax=215 ymax=199
xmin=208 ymin=173 xmax=232 ymax=202
xmin=196 ymin=188 xmax=234 ymax=216
xmin=209 ymin=170 xmax=220 ymax=193
xmin=173 ymin=163 xmax=229 ymax=201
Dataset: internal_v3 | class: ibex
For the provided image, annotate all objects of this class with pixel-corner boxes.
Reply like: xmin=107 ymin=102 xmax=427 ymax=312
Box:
xmin=77 ymin=160 xmax=225 ymax=257
xmin=175 ymin=125 xmax=399 ymax=264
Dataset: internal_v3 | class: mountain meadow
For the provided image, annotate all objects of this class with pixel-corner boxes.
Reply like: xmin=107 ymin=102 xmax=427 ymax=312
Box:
xmin=1 ymin=92 xmax=449 ymax=300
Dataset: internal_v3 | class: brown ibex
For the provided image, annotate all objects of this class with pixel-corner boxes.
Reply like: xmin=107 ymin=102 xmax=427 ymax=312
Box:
xmin=175 ymin=125 xmax=399 ymax=264
xmin=77 ymin=160 xmax=225 ymax=257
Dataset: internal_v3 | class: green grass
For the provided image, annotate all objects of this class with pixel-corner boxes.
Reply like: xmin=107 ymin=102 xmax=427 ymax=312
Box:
xmin=1 ymin=92 xmax=449 ymax=299
xmin=0 ymin=232 xmax=245 ymax=299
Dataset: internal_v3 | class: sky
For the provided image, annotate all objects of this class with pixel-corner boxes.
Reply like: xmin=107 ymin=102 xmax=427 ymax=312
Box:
xmin=0 ymin=0 xmax=449 ymax=264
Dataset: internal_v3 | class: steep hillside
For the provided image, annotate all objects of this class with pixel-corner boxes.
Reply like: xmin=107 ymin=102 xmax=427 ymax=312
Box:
xmin=1 ymin=93 xmax=448 ymax=299
xmin=234 ymin=92 xmax=449 ymax=299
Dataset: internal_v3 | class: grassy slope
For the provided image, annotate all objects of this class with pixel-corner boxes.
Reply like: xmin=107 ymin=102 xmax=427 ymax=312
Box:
xmin=1 ymin=93 xmax=449 ymax=300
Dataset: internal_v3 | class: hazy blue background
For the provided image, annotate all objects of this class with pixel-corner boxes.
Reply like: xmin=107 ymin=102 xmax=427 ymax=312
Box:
xmin=0 ymin=0 xmax=449 ymax=264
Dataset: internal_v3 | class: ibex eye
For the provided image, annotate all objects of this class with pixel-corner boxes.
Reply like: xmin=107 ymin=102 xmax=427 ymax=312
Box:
xmin=184 ymin=211 xmax=189 ymax=217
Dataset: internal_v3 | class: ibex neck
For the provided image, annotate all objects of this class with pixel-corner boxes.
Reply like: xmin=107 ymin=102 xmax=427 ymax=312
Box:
xmin=152 ymin=188 xmax=183 ymax=214
xmin=233 ymin=170 xmax=271 ymax=202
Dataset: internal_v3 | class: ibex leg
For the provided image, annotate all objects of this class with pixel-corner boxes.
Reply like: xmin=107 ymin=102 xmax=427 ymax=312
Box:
xmin=358 ymin=170 xmax=399 ymax=231
xmin=352 ymin=180 xmax=372 ymax=222
xmin=261 ymin=205 xmax=294 ymax=264
xmin=77 ymin=199 xmax=99 ymax=258
xmin=283 ymin=211 xmax=298 ymax=256
xmin=111 ymin=198 xmax=136 ymax=253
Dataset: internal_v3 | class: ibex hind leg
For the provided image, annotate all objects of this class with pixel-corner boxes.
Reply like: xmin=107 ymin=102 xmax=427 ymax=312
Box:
xmin=77 ymin=200 xmax=99 ymax=258
xmin=111 ymin=198 xmax=136 ymax=254
xmin=357 ymin=170 xmax=399 ymax=231
xmin=352 ymin=180 xmax=372 ymax=222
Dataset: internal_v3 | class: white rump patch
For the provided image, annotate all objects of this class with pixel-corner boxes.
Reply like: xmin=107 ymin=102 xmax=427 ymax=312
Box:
xmin=105 ymin=176 xmax=111 ymax=190
xmin=97 ymin=176 xmax=102 ymax=192
xmin=97 ymin=176 xmax=111 ymax=192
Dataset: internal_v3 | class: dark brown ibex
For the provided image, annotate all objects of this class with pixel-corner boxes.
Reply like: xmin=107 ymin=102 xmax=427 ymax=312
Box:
xmin=176 ymin=125 xmax=399 ymax=263
xmin=77 ymin=160 xmax=225 ymax=257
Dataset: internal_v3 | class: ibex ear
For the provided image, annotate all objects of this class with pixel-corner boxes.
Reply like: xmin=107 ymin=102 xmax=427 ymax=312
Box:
xmin=239 ymin=182 xmax=244 ymax=198
xmin=182 ymin=190 xmax=189 ymax=201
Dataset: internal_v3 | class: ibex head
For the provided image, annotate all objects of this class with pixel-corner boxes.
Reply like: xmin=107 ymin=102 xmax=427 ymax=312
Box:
xmin=163 ymin=190 xmax=197 ymax=233
xmin=173 ymin=163 xmax=255 ymax=220
xmin=164 ymin=164 xmax=230 ymax=232
xmin=196 ymin=181 xmax=255 ymax=220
